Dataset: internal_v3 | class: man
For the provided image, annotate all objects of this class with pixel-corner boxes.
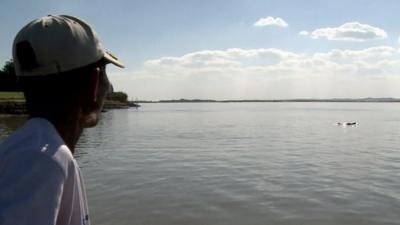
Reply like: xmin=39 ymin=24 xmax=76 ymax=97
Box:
xmin=0 ymin=15 xmax=124 ymax=225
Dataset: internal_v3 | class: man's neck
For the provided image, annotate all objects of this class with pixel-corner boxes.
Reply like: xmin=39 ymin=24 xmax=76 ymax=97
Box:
xmin=46 ymin=115 xmax=83 ymax=154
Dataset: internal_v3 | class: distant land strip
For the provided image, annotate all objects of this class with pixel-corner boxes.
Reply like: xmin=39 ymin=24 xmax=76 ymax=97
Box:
xmin=136 ymin=98 xmax=400 ymax=103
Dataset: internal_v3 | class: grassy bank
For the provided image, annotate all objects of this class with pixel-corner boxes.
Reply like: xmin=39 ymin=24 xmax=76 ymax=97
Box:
xmin=0 ymin=92 xmax=24 ymax=100
xmin=0 ymin=92 xmax=131 ymax=114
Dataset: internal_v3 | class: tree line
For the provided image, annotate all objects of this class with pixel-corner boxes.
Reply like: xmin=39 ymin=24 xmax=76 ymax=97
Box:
xmin=0 ymin=60 xmax=20 ymax=91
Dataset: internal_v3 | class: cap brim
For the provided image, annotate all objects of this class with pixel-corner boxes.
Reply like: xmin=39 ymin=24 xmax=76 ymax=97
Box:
xmin=104 ymin=51 xmax=125 ymax=68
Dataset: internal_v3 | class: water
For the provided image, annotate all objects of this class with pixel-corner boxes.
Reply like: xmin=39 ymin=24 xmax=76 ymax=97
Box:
xmin=1 ymin=103 xmax=400 ymax=225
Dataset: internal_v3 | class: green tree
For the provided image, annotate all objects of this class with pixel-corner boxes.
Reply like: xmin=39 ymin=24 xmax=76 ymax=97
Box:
xmin=0 ymin=60 xmax=20 ymax=91
xmin=109 ymin=91 xmax=128 ymax=103
xmin=1 ymin=60 xmax=15 ymax=76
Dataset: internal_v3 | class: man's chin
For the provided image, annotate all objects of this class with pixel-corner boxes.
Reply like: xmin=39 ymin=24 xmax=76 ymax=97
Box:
xmin=81 ymin=113 xmax=99 ymax=128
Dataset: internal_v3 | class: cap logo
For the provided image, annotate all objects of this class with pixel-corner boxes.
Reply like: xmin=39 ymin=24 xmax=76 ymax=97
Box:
xmin=16 ymin=41 xmax=38 ymax=71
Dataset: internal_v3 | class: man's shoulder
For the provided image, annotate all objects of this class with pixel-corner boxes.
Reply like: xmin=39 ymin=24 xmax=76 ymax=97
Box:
xmin=0 ymin=118 xmax=75 ymax=178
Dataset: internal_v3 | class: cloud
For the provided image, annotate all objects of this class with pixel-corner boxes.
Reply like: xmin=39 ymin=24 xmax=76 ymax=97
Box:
xmin=309 ymin=22 xmax=387 ymax=41
xmin=299 ymin=31 xmax=309 ymax=36
xmin=142 ymin=46 xmax=400 ymax=80
xmin=113 ymin=46 xmax=400 ymax=100
xmin=254 ymin=17 xmax=288 ymax=28
xmin=144 ymin=48 xmax=302 ymax=70
xmin=144 ymin=46 xmax=397 ymax=74
xmin=313 ymin=46 xmax=396 ymax=63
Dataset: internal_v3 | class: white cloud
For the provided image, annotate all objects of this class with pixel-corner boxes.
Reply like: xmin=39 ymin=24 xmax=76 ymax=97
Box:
xmin=254 ymin=17 xmax=288 ymax=28
xmin=112 ymin=46 xmax=400 ymax=100
xmin=144 ymin=46 xmax=397 ymax=74
xmin=299 ymin=31 xmax=309 ymax=36
xmin=310 ymin=22 xmax=387 ymax=41
xmin=145 ymin=48 xmax=302 ymax=70
xmin=313 ymin=46 xmax=396 ymax=63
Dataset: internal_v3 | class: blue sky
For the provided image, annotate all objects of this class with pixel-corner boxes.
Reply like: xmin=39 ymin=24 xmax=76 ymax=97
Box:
xmin=2 ymin=0 xmax=400 ymax=100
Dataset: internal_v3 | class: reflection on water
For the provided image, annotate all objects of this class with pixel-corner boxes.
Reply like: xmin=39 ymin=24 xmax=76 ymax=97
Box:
xmin=75 ymin=113 xmax=118 ymax=167
xmin=79 ymin=103 xmax=400 ymax=225
xmin=1 ymin=103 xmax=400 ymax=225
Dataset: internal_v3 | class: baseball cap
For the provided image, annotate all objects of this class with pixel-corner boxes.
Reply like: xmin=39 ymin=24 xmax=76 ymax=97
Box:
xmin=13 ymin=15 xmax=124 ymax=77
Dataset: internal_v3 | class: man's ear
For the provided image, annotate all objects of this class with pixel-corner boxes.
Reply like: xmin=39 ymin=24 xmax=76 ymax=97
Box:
xmin=79 ymin=67 xmax=102 ymax=128
xmin=88 ymin=67 xmax=100 ymax=103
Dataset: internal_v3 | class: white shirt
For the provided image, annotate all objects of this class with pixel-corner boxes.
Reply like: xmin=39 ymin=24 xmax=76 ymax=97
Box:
xmin=0 ymin=118 xmax=90 ymax=225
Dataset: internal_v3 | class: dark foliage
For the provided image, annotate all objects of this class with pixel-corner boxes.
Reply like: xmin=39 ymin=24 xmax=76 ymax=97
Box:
xmin=108 ymin=91 xmax=128 ymax=103
xmin=0 ymin=60 xmax=20 ymax=91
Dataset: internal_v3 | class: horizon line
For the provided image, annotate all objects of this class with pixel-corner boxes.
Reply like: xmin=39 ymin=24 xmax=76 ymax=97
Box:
xmin=133 ymin=97 xmax=400 ymax=103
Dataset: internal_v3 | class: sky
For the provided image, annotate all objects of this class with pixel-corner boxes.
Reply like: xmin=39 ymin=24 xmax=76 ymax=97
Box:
xmin=1 ymin=0 xmax=400 ymax=100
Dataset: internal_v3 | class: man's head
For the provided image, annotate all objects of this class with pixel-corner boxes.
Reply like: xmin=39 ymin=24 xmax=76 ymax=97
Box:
xmin=12 ymin=15 xmax=123 ymax=127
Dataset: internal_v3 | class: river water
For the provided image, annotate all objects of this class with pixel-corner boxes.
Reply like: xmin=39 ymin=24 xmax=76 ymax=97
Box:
xmin=1 ymin=103 xmax=400 ymax=225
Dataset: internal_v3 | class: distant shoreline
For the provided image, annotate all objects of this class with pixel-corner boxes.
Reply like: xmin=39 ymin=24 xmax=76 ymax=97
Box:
xmin=136 ymin=98 xmax=400 ymax=103
xmin=0 ymin=100 xmax=133 ymax=115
